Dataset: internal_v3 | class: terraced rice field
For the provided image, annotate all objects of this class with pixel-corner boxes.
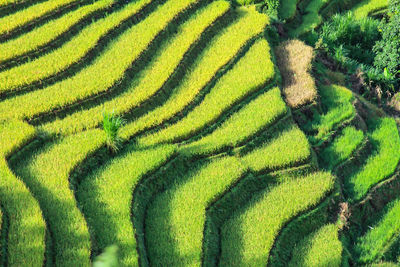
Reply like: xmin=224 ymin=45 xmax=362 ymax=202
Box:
xmin=0 ymin=0 xmax=399 ymax=266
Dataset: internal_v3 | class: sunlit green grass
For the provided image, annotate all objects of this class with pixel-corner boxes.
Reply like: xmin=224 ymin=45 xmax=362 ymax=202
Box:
xmin=289 ymin=224 xmax=342 ymax=266
xmin=0 ymin=0 xmax=206 ymax=120
xmin=0 ymin=0 xmax=114 ymax=63
xmin=320 ymin=126 xmax=364 ymax=169
xmin=289 ymin=0 xmax=330 ymax=37
xmin=241 ymin=124 xmax=310 ymax=172
xmin=42 ymin=1 xmax=230 ymax=136
xmin=347 ymin=118 xmax=400 ymax=201
xmin=307 ymin=84 xmax=356 ymax=144
xmin=146 ymin=156 xmax=246 ymax=266
xmin=0 ymin=0 xmax=22 ymax=6
xmin=0 ymin=0 xmax=80 ymax=35
xmin=13 ymin=130 xmax=106 ymax=266
xmin=79 ymin=145 xmax=175 ymax=266
xmin=0 ymin=0 xmax=207 ymax=120
xmin=352 ymin=0 xmax=388 ymax=19
xmin=121 ymin=8 xmax=269 ymax=139
xmin=184 ymin=87 xmax=287 ymax=155
xmin=0 ymin=120 xmax=46 ymax=266
xmin=357 ymin=199 xmax=400 ymax=263
xmin=219 ymin=172 xmax=334 ymax=266
xmin=0 ymin=0 xmax=152 ymax=94
xmin=138 ymin=38 xmax=275 ymax=146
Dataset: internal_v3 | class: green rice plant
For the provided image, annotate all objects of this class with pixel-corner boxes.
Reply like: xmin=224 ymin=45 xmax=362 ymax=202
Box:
xmin=352 ymin=0 xmax=389 ymax=19
xmin=347 ymin=118 xmax=400 ymax=201
xmin=268 ymin=197 xmax=334 ymax=267
xmin=289 ymin=224 xmax=343 ymax=266
xmin=41 ymin=1 xmax=231 ymax=136
xmin=102 ymin=111 xmax=125 ymax=152
xmin=78 ymin=145 xmax=175 ymax=266
xmin=279 ymin=0 xmax=300 ymax=20
xmin=320 ymin=126 xmax=365 ymax=170
xmin=241 ymin=123 xmax=310 ymax=172
xmin=0 ymin=0 xmax=114 ymax=63
xmin=0 ymin=0 xmax=152 ymax=94
xmin=0 ymin=119 xmax=46 ymax=266
xmin=0 ymin=0 xmax=81 ymax=36
xmin=289 ymin=0 xmax=330 ymax=37
xmin=120 ymin=8 xmax=269 ymax=139
xmin=12 ymin=129 xmax=106 ymax=266
xmin=0 ymin=0 xmax=205 ymax=120
xmin=356 ymin=199 xmax=400 ymax=263
xmin=183 ymin=87 xmax=287 ymax=155
xmin=306 ymin=85 xmax=356 ymax=144
xmin=146 ymin=156 xmax=246 ymax=266
xmin=219 ymin=172 xmax=334 ymax=266
xmin=138 ymin=38 xmax=275 ymax=146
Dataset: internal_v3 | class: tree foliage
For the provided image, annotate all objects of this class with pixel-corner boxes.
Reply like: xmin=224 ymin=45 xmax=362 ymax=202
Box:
xmin=373 ymin=0 xmax=400 ymax=78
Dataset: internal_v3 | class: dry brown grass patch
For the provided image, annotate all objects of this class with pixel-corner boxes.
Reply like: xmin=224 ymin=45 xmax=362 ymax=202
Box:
xmin=275 ymin=39 xmax=317 ymax=108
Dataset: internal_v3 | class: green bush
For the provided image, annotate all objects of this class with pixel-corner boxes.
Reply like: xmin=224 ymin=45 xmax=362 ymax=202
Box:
xmin=320 ymin=12 xmax=381 ymax=65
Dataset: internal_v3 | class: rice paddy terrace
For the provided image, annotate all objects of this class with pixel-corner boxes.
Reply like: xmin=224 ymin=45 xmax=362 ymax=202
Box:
xmin=0 ymin=0 xmax=399 ymax=266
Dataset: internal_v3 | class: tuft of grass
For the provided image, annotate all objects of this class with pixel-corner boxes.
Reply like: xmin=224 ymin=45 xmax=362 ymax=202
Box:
xmin=320 ymin=126 xmax=364 ymax=170
xmin=103 ymin=111 xmax=125 ymax=152
xmin=275 ymin=39 xmax=317 ymax=108
xmin=289 ymin=224 xmax=343 ymax=267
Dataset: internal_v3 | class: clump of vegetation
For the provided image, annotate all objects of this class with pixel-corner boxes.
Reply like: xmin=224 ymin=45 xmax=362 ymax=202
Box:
xmin=373 ymin=0 xmax=400 ymax=86
xmin=103 ymin=111 xmax=125 ymax=152
xmin=318 ymin=0 xmax=400 ymax=100
xmin=319 ymin=12 xmax=381 ymax=66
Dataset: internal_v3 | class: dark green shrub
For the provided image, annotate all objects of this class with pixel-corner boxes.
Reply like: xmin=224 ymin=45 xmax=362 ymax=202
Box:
xmin=373 ymin=0 xmax=400 ymax=84
xmin=320 ymin=12 xmax=381 ymax=65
